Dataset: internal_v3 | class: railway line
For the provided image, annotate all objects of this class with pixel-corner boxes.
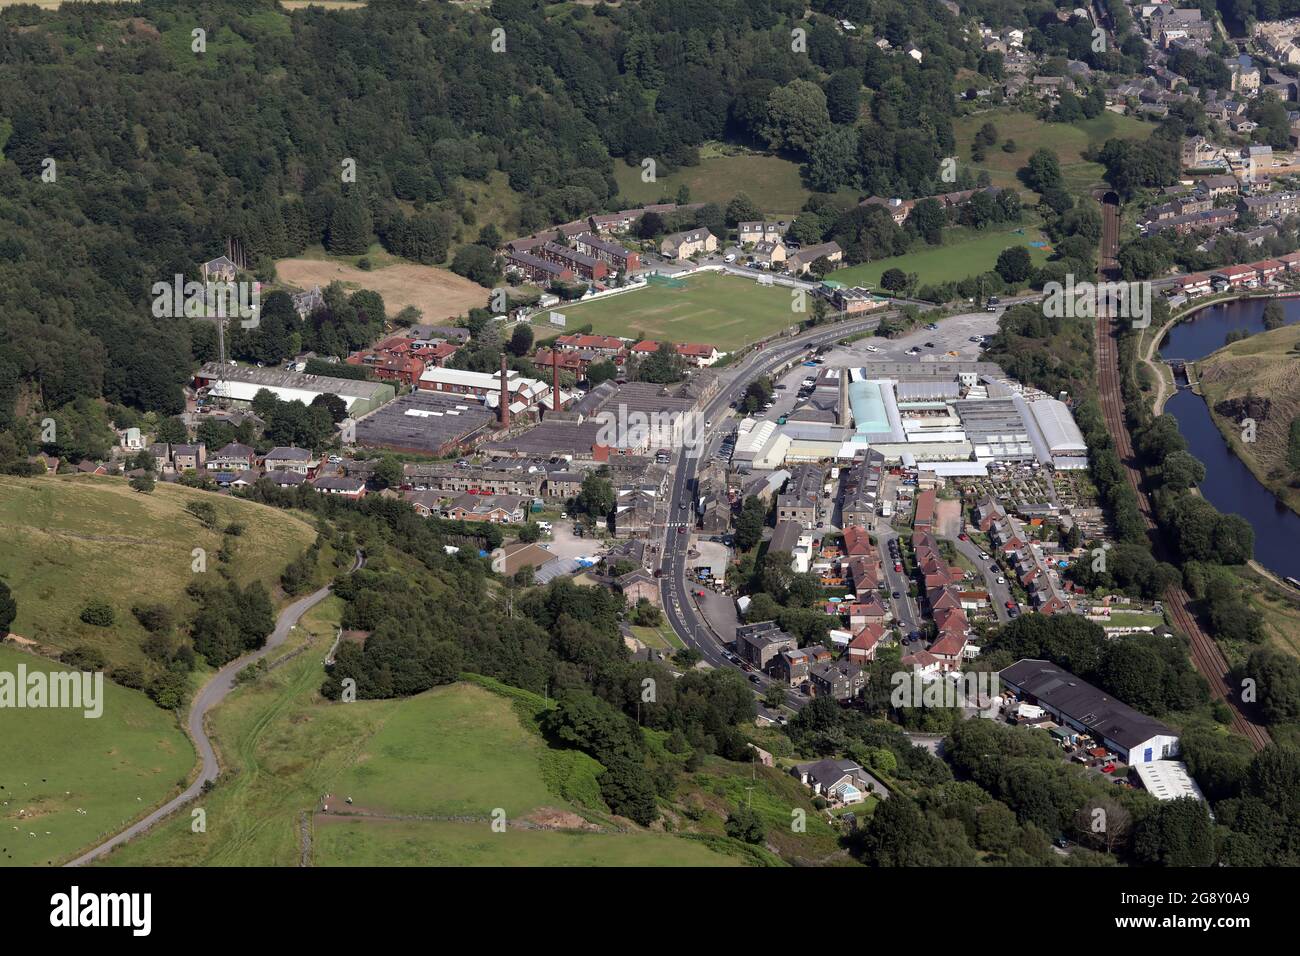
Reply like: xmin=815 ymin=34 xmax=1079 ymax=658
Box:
xmin=1094 ymin=194 xmax=1270 ymax=752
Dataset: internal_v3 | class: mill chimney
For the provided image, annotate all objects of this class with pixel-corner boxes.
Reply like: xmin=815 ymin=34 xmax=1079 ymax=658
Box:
xmin=499 ymin=354 xmax=510 ymax=428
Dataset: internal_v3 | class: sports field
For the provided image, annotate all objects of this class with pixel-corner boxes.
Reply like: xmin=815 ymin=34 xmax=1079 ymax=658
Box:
xmin=542 ymin=272 xmax=800 ymax=350
xmin=0 ymin=644 xmax=194 ymax=867
xmin=832 ymin=226 xmax=1051 ymax=289
xmin=0 ymin=475 xmax=320 ymax=666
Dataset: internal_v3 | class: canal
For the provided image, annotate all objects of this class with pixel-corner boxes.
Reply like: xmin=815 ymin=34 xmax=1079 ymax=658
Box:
xmin=1158 ymin=297 xmax=1300 ymax=580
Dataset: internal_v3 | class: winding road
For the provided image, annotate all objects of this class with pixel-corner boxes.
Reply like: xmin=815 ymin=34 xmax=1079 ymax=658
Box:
xmin=65 ymin=550 xmax=365 ymax=866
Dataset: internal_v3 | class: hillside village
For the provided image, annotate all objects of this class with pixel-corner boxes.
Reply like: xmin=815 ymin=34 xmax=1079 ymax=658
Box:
xmin=4 ymin=0 xmax=1300 ymax=887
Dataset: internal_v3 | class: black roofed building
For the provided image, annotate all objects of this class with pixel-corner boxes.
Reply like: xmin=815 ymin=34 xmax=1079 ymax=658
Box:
xmin=999 ymin=659 xmax=1179 ymax=765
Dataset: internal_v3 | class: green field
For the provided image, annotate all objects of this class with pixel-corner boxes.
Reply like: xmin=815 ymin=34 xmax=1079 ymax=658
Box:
xmin=614 ymin=145 xmax=812 ymax=215
xmin=98 ymin=609 xmax=744 ymax=866
xmin=832 ymin=225 xmax=1051 ymax=289
xmin=954 ymin=109 xmax=1152 ymax=194
xmin=543 ymin=272 xmax=800 ymax=350
xmin=0 ymin=644 xmax=194 ymax=867
xmin=0 ymin=475 xmax=319 ymax=665
xmin=313 ymin=817 xmax=740 ymax=866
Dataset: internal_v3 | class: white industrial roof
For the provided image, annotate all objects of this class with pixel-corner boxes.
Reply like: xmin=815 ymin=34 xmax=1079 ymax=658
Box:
xmin=1028 ymin=399 xmax=1087 ymax=455
xmin=1132 ymin=761 xmax=1205 ymax=802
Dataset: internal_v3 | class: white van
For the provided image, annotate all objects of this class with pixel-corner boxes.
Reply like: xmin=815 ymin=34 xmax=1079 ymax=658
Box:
xmin=723 ymin=253 xmax=736 ymax=263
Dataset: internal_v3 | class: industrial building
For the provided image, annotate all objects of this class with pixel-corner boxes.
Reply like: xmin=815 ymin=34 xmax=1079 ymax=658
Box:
xmin=194 ymin=362 xmax=394 ymax=416
xmin=353 ymin=391 xmax=497 ymax=456
xmin=730 ymin=361 xmax=1088 ymax=474
xmin=1000 ymin=659 xmax=1179 ymax=765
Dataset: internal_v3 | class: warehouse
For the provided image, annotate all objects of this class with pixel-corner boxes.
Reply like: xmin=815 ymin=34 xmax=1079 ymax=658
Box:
xmin=353 ymin=391 xmax=497 ymax=456
xmin=1027 ymin=398 xmax=1089 ymax=460
xmin=1000 ymin=659 xmax=1179 ymax=765
xmin=194 ymin=362 xmax=394 ymax=415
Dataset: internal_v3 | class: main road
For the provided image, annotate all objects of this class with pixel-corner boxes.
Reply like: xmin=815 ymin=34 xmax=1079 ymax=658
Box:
xmin=657 ymin=309 xmax=925 ymax=706
xmin=65 ymin=550 xmax=365 ymax=866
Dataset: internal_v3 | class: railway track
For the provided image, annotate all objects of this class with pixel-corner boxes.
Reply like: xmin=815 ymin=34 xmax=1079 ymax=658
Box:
xmin=1094 ymin=195 xmax=1271 ymax=752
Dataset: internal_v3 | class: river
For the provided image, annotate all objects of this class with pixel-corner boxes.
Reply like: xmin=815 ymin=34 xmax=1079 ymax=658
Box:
xmin=1157 ymin=298 xmax=1300 ymax=580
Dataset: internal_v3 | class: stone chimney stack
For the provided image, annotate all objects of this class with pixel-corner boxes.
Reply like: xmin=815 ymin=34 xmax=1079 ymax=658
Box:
xmin=499 ymin=354 xmax=510 ymax=428
xmin=551 ymin=352 xmax=562 ymax=413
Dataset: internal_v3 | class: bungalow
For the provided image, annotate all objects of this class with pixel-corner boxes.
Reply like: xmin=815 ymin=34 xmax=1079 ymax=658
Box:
xmin=313 ymin=475 xmax=366 ymax=499
xmin=264 ymin=469 xmax=308 ymax=489
xmin=1278 ymin=251 xmax=1300 ymax=272
xmin=675 ymin=343 xmax=721 ymax=368
xmin=445 ymin=492 xmax=527 ymax=524
xmin=76 ymin=460 xmax=107 ymax=476
xmin=791 ymin=759 xmax=887 ymax=805
xmin=660 ymin=228 xmax=717 ymax=261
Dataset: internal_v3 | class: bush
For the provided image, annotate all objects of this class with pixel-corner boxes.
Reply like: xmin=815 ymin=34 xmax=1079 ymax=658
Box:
xmin=79 ymin=601 xmax=115 ymax=627
xmin=62 ymin=644 xmax=108 ymax=671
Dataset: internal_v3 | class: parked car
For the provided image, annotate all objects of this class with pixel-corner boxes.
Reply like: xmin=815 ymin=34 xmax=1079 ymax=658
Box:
xmin=958 ymin=533 xmax=968 ymax=541
xmin=723 ymin=253 xmax=736 ymax=263
xmin=997 ymin=576 xmax=1006 ymax=585
xmin=748 ymin=674 xmax=761 ymax=684
xmin=1005 ymin=600 xmax=1016 ymax=609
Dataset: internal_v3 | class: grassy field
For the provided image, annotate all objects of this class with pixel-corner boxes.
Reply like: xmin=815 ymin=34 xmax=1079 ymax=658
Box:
xmin=1197 ymin=324 xmax=1300 ymax=516
xmin=0 ymin=644 xmax=194 ymax=867
xmin=276 ymin=252 xmax=489 ymax=324
xmin=313 ymin=817 xmax=740 ymax=866
xmin=540 ymin=272 xmax=800 ymax=350
xmin=98 ymin=611 xmax=744 ymax=866
xmin=631 ymin=621 xmax=685 ymax=651
xmin=614 ymin=145 xmax=812 ymax=216
xmin=0 ymin=475 xmax=319 ymax=666
xmin=954 ymin=109 xmax=1152 ymax=194
xmin=832 ymin=225 xmax=1051 ymax=289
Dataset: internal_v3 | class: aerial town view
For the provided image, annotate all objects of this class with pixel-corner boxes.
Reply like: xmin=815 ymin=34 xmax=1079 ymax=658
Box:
xmin=0 ymin=0 xmax=1295 ymax=934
